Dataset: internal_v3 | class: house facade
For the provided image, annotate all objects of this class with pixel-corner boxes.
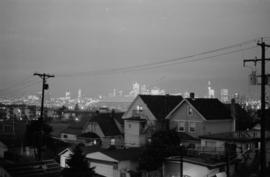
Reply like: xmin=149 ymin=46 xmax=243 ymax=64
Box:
xmin=82 ymin=112 xmax=124 ymax=148
xmin=163 ymin=156 xmax=230 ymax=177
xmin=122 ymin=95 xmax=183 ymax=147
xmin=166 ymin=98 xmax=233 ymax=139
xmin=86 ymin=148 xmax=142 ymax=177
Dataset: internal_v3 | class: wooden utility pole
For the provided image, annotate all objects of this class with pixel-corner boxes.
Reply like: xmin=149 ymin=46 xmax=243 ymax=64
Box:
xmin=179 ymin=144 xmax=183 ymax=177
xmin=33 ymin=73 xmax=54 ymax=160
xmin=33 ymin=73 xmax=54 ymax=121
xmin=243 ymin=38 xmax=270 ymax=177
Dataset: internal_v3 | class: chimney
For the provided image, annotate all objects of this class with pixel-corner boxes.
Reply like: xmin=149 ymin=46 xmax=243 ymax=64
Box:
xmin=190 ymin=92 xmax=195 ymax=100
xmin=231 ymin=98 xmax=237 ymax=132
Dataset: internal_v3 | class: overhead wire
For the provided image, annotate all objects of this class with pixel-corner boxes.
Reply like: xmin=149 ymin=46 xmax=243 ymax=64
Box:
xmin=56 ymin=39 xmax=258 ymax=77
xmin=0 ymin=75 xmax=34 ymax=92
xmin=0 ymin=80 xmax=41 ymax=97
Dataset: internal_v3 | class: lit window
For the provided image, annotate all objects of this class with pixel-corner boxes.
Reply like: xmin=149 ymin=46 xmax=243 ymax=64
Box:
xmin=111 ymin=138 xmax=115 ymax=145
xmin=187 ymin=106 xmax=193 ymax=116
xmin=189 ymin=122 xmax=196 ymax=133
xmin=136 ymin=105 xmax=143 ymax=111
xmin=177 ymin=121 xmax=185 ymax=132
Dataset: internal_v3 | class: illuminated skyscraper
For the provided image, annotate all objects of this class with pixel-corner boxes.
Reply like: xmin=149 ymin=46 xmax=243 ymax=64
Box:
xmin=220 ymin=89 xmax=229 ymax=103
xmin=65 ymin=90 xmax=71 ymax=100
xmin=78 ymin=89 xmax=82 ymax=103
xmin=208 ymin=81 xmax=215 ymax=98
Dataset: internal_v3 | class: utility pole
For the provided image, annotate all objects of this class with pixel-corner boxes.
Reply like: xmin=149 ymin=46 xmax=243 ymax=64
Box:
xmin=225 ymin=143 xmax=230 ymax=177
xmin=33 ymin=73 xmax=55 ymax=121
xmin=33 ymin=73 xmax=54 ymax=160
xmin=179 ymin=143 xmax=183 ymax=177
xmin=243 ymin=38 xmax=270 ymax=177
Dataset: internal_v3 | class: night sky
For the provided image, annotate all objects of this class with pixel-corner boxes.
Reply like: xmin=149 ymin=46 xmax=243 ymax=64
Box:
xmin=1 ymin=0 xmax=270 ymax=98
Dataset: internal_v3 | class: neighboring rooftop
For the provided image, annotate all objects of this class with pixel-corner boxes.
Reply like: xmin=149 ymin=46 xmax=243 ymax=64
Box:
xmin=89 ymin=112 xmax=123 ymax=136
xmin=3 ymin=159 xmax=61 ymax=177
xmin=87 ymin=147 xmax=143 ymax=162
xmin=186 ymin=98 xmax=232 ymax=120
xmin=140 ymin=95 xmax=183 ymax=121
xmin=200 ymin=131 xmax=261 ymax=143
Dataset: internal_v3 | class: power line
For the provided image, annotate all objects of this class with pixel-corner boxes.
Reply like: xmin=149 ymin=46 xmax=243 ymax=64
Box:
xmin=56 ymin=41 xmax=257 ymax=77
xmin=0 ymin=80 xmax=40 ymax=96
xmin=0 ymin=75 xmax=33 ymax=92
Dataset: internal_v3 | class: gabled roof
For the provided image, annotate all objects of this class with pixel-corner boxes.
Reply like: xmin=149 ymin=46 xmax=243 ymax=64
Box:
xmin=61 ymin=127 xmax=82 ymax=135
xmin=139 ymin=95 xmax=183 ymax=121
xmin=89 ymin=113 xmax=123 ymax=136
xmin=86 ymin=148 xmax=143 ymax=162
xmin=186 ymin=98 xmax=232 ymax=120
xmin=4 ymin=159 xmax=61 ymax=177
xmin=200 ymin=131 xmax=261 ymax=143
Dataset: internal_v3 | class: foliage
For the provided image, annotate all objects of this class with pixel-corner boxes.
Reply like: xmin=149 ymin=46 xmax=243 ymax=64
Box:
xmin=24 ymin=120 xmax=53 ymax=159
xmin=139 ymin=130 xmax=181 ymax=172
xmin=62 ymin=145 xmax=96 ymax=177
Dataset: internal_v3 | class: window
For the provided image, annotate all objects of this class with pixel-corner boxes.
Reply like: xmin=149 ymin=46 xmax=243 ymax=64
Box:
xmin=111 ymin=138 xmax=115 ymax=145
xmin=187 ymin=106 xmax=193 ymax=116
xmin=128 ymin=123 xmax=132 ymax=128
xmin=177 ymin=121 xmax=185 ymax=132
xmin=136 ymin=105 xmax=143 ymax=111
xmin=189 ymin=122 xmax=196 ymax=133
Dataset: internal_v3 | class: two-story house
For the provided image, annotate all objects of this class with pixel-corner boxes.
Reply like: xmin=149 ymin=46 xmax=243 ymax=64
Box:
xmin=122 ymin=94 xmax=183 ymax=147
xmin=166 ymin=97 xmax=233 ymax=140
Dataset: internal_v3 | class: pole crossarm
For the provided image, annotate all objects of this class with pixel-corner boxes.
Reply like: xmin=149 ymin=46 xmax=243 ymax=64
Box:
xmin=243 ymin=58 xmax=270 ymax=67
xmin=33 ymin=73 xmax=55 ymax=78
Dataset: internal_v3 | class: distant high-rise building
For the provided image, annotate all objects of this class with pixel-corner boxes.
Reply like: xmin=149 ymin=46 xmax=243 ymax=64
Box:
xmin=129 ymin=82 xmax=140 ymax=96
xmin=78 ymin=89 xmax=82 ymax=103
xmin=220 ymin=89 xmax=229 ymax=103
xmin=65 ymin=90 xmax=71 ymax=100
xmin=208 ymin=81 xmax=215 ymax=98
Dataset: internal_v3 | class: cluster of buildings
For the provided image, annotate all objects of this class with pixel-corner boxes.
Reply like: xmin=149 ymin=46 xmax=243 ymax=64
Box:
xmin=55 ymin=93 xmax=268 ymax=177
xmin=0 ymin=82 xmax=268 ymax=177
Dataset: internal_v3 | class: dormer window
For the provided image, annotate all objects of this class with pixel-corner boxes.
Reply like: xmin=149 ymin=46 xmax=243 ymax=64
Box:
xmin=187 ymin=106 xmax=193 ymax=116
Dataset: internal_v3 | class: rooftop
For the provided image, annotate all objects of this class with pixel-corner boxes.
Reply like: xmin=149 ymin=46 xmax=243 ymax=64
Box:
xmin=186 ymin=98 xmax=232 ymax=120
xmin=140 ymin=94 xmax=183 ymax=121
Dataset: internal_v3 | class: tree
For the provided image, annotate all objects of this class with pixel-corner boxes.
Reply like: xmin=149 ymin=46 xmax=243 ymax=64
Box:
xmin=24 ymin=120 xmax=52 ymax=160
xmin=62 ymin=145 xmax=96 ymax=177
xmin=139 ymin=130 xmax=181 ymax=172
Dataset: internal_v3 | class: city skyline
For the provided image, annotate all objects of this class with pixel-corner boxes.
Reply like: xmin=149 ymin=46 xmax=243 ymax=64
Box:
xmin=1 ymin=0 xmax=270 ymax=99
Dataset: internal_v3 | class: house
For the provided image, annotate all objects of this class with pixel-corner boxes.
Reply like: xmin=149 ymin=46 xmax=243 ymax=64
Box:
xmin=86 ymin=148 xmax=142 ymax=177
xmin=58 ymin=148 xmax=73 ymax=168
xmin=60 ymin=113 xmax=92 ymax=142
xmin=166 ymin=96 xmax=233 ymax=142
xmin=122 ymin=94 xmax=183 ymax=147
xmin=60 ymin=112 xmax=124 ymax=148
xmin=82 ymin=112 xmax=124 ymax=148
xmin=163 ymin=156 xmax=230 ymax=177
xmin=58 ymin=146 xmax=101 ymax=168
xmin=199 ymin=131 xmax=261 ymax=158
